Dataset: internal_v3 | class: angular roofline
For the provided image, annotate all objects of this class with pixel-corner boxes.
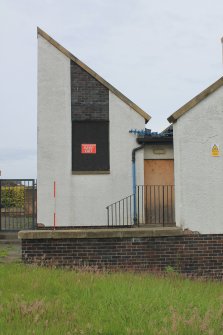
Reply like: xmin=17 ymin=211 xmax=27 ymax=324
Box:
xmin=160 ymin=124 xmax=172 ymax=135
xmin=37 ymin=27 xmax=151 ymax=122
xmin=167 ymin=76 xmax=223 ymax=123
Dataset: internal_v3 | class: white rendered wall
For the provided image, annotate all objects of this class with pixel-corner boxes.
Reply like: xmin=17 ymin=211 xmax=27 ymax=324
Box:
xmin=37 ymin=35 xmax=72 ymax=227
xmin=38 ymin=36 xmax=144 ymax=227
xmin=173 ymin=86 xmax=223 ymax=233
xmin=144 ymin=144 xmax=173 ymax=159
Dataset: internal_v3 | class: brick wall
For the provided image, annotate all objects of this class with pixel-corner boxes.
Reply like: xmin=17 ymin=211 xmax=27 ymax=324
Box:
xmin=21 ymin=234 xmax=223 ymax=279
xmin=71 ymin=60 xmax=109 ymax=121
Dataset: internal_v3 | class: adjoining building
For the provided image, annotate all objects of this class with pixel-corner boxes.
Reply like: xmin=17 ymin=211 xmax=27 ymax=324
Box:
xmin=142 ymin=125 xmax=174 ymax=187
xmin=37 ymin=28 xmax=151 ymax=227
xmin=137 ymin=126 xmax=174 ymax=226
xmin=168 ymin=77 xmax=223 ymax=234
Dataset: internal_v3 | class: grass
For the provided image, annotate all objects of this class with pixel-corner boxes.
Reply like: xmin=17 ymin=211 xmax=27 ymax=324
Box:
xmin=0 ymin=264 xmax=223 ymax=334
xmin=0 ymin=248 xmax=9 ymax=258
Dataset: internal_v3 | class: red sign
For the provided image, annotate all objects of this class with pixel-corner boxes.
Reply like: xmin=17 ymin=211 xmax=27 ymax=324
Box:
xmin=81 ymin=144 xmax=96 ymax=154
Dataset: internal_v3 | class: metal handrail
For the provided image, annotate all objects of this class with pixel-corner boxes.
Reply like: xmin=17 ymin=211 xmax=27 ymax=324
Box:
xmin=106 ymin=185 xmax=175 ymax=227
xmin=106 ymin=194 xmax=135 ymax=227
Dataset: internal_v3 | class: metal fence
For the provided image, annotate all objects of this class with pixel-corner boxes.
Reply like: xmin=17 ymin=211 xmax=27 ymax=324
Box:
xmin=0 ymin=179 xmax=37 ymax=231
xmin=106 ymin=185 xmax=175 ymax=227
xmin=136 ymin=185 xmax=175 ymax=226
xmin=106 ymin=194 xmax=135 ymax=227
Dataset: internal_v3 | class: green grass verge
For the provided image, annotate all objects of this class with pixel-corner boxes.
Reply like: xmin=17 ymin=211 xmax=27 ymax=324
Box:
xmin=0 ymin=264 xmax=223 ymax=334
xmin=0 ymin=248 xmax=9 ymax=258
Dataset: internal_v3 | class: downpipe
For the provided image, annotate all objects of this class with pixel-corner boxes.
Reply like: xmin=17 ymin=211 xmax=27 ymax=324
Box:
xmin=132 ymin=144 xmax=144 ymax=225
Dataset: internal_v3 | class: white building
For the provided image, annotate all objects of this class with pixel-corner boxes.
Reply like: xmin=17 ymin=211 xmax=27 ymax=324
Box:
xmin=168 ymin=77 xmax=223 ymax=234
xmin=37 ymin=28 xmax=150 ymax=227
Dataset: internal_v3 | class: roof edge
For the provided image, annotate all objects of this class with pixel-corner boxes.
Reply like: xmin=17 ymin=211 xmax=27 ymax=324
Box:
xmin=37 ymin=27 xmax=151 ymax=121
xmin=167 ymin=76 xmax=223 ymax=123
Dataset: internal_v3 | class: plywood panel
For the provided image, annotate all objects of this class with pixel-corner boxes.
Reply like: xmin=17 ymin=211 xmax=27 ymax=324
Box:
xmin=143 ymin=160 xmax=175 ymax=225
xmin=144 ymin=160 xmax=174 ymax=186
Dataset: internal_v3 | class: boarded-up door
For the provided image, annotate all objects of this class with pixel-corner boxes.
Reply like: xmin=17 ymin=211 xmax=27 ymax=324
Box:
xmin=144 ymin=160 xmax=174 ymax=185
xmin=143 ymin=160 xmax=174 ymax=225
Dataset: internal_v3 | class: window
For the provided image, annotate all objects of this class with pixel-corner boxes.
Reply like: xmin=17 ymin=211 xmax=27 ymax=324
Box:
xmin=72 ymin=121 xmax=109 ymax=172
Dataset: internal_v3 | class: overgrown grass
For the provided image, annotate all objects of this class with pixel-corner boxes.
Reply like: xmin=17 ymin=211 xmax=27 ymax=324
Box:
xmin=0 ymin=264 xmax=223 ymax=334
xmin=0 ymin=248 xmax=9 ymax=258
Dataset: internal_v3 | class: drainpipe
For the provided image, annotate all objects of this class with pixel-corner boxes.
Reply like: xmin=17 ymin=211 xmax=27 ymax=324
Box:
xmin=132 ymin=144 xmax=144 ymax=225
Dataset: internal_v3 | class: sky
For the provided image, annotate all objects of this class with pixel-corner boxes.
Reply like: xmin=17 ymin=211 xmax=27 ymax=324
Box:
xmin=0 ymin=0 xmax=223 ymax=178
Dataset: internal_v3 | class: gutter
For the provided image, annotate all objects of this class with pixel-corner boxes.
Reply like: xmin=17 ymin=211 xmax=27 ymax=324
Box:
xmin=137 ymin=136 xmax=173 ymax=144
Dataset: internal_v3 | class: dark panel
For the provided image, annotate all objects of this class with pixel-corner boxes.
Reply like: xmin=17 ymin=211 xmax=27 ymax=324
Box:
xmin=71 ymin=61 xmax=109 ymax=121
xmin=72 ymin=121 xmax=109 ymax=171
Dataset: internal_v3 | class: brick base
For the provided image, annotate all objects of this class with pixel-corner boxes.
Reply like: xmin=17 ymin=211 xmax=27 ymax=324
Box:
xmin=21 ymin=234 xmax=223 ymax=279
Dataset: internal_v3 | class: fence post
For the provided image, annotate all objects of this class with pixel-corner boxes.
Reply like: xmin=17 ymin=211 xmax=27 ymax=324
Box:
xmin=32 ymin=180 xmax=35 ymax=229
xmin=162 ymin=185 xmax=165 ymax=227
xmin=0 ymin=179 xmax=1 ymax=231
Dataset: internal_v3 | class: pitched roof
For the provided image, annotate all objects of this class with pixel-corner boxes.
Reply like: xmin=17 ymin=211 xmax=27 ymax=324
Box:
xmin=167 ymin=76 xmax=223 ymax=123
xmin=161 ymin=124 xmax=173 ymax=136
xmin=37 ymin=27 xmax=151 ymax=121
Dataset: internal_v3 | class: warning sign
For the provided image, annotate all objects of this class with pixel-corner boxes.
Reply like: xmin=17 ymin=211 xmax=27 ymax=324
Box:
xmin=81 ymin=144 xmax=96 ymax=154
xmin=211 ymin=144 xmax=220 ymax=157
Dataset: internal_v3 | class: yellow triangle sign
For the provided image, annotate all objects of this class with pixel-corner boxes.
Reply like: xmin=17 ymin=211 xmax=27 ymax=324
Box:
xmin=211 ymin=144 xmax=220 ymax=157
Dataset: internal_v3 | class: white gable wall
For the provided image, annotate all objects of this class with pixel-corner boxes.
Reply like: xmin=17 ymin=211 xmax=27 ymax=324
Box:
xmin=173 ymin=86 xmax=223 ymax=233
xmin=38 ymin=36 xmax=144 ymax=227
xmin=38 ymin=35 xmax=72 ymax=227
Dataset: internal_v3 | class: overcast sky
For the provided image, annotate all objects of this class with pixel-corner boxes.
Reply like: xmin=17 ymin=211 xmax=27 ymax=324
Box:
xmin=0 ymin=0 xmax=223 ymax=178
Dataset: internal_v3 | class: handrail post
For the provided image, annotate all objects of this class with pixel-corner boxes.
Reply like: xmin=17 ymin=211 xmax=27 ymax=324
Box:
xmin=106 ymin=207 xmax=109 ymax=226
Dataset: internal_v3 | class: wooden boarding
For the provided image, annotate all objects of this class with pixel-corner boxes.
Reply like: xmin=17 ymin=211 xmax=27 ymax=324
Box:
xmin=144 ymin=160 xmax=174 ymax=186
xmin=143 ymin=160 xmax=174 ymax=225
